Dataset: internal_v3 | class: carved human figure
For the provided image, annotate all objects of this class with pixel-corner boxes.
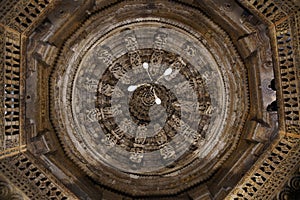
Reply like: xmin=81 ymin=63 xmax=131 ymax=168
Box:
xmin=155 ymin=130 xmax=168 ymax=145
xmin=101 ymin=133 xmax=117 ymax=148
xmin=202 ymin=70 xmax=218 ymax=84
xmin=168 ymin=114 xmax=183 ymax=130
xmin=129 ymin=148 xmax=144 ymax=163
xmin=160 ymin=145 xmax=176 ymax=160
xmin=183 ymin=43 xmax=197 ymax=57
xmin=101 ymin=104 xmax=122 ymax=118
xmin=153 ymin=32 xmax=168 ymax=49
xmin=135 ymin=125 xmax=147 ymax=144
xmin=84 ymin=77 xmax=98 ymax=92
xmin=125 ymin=33 xmax=139 ymax=51
xmin=198 ymin=101 xmax=213 ymax=115
xmin=181 ymin=124 xmax=201 ymax=144
xmin=98 ymin=82 xmax=113 ymax=97
xmin=97 ymin=48 xmax=113 ymax=66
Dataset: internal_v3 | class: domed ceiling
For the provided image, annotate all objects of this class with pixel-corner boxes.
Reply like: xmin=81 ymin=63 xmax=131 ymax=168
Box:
xmin=0 ymin=0 xmax=299 ymax=199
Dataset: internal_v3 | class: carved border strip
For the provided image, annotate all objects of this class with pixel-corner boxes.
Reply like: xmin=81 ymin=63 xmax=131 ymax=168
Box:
xmin=0 ymin=26 xmax=25 ymax=159
xmin=0 ymin=25 xmax=4 ymax=154
xmin=0 ymin=0 xmax=21 ymax=22
xmin=271 ymin=0 xmax=300 ymax=13
xmin=226 ymin=134 xmax=300 ymax=199
xmin=0 ymin=153 xmax=79 ymax=200
xmin=0 ymin=0 xmax=58 ymax=159
xmin=251 ymin=135 xmax=300 ymax=199
xmin=238 ymin=0 xmax=287 ymax=26
xmin=0 ymin=0 xmax=56 ymax=34
xmin=276 ymin=17 xmax=300 ymax=134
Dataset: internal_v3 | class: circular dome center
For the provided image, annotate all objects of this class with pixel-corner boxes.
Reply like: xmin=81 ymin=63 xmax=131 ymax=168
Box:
xmin=52 ymin=15 xmax=249 ymax=194
xmin=53 ymin=20 xmax=248 ymax=194
xmin=78 ymin=47 xmax=213 ymax=173
xmin=128 ymin=84 xmax=176 ymax=126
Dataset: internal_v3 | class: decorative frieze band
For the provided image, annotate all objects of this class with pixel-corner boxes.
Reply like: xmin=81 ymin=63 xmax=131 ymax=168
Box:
xmin=0 ymin=153 xmax=78 ymax=199
xmin=226 ymin=135 xmax=300 ymax=199
xmin=0 ymin=25 xmax=25 ymax=159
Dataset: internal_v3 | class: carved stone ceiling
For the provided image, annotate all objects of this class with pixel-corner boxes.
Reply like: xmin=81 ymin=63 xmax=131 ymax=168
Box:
xmin=0 ymin=0 xmax=299 ymax=199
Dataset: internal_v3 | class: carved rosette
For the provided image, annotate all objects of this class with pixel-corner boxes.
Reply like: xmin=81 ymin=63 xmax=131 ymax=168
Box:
xmin=51 ymin=1 xmax=248 ymax=196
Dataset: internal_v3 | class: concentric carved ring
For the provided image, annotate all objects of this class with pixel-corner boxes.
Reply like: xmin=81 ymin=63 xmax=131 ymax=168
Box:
xmin=94 ymin=49 xmax=211 ymax=172
xmin=51 ymin=2 xmax=248 ymax=194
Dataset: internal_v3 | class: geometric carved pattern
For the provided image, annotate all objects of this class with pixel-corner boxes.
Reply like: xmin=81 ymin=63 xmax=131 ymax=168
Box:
xmin=0 ymin=0 xmax=56 ymax=159
xmin=0 ymin=153 xmax=78 ymax=200
xmin=0 ymin=0 xmax=54 ymax=33
xmin=226 ymin=0 xmax=300 ymax=198
xmin=244 ymin=0 xmax=286 ymax=23
xmin=277 ymin=18 xmax=300 ymax=133
xmin=0 ymin=25 xmax=26 ymax=159
xmin=0 ymin=0 xmax=20 ymax=22
xmin=226 ymin=135 xmax=300 ymax=199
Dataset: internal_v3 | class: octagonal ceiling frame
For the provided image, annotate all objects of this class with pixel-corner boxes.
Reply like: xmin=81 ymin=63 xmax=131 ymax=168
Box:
xmin=0 ymin=0 xmax=299 ymax=199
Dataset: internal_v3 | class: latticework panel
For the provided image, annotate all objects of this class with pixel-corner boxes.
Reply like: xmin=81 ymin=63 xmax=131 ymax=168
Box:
xmin=226 ymin=0 xmax=300 ymax=198
xmin=0 ymin=26 xmax=26 ymax=159
xmin=0 ymin=153 xmax=78 ymax=199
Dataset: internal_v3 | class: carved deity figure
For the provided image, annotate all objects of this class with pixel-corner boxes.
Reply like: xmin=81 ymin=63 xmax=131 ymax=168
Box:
xmin=98 ymin=82 xmax=113 ymax=97
xmin=97 ymin=48 xmax=113 ymax=66
xmin=101 ymin=133 xmax=117 ymax=148
xmin=160 ymin=145 xmax=176 ymax=160
xmin=153 ymin=32 xmax=168 ymax=49
xmin=135 ymin=125 xmax=147 ymax=144
xmin=129 ymin=148 xmax=144 ymax=163
xmin=84 ymin=77 xmax=98 ymax=92
xmin=183 ymin=42 xmax=197 ymax=57
xmin=124 ymin=33 xmax=139 ymax=51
